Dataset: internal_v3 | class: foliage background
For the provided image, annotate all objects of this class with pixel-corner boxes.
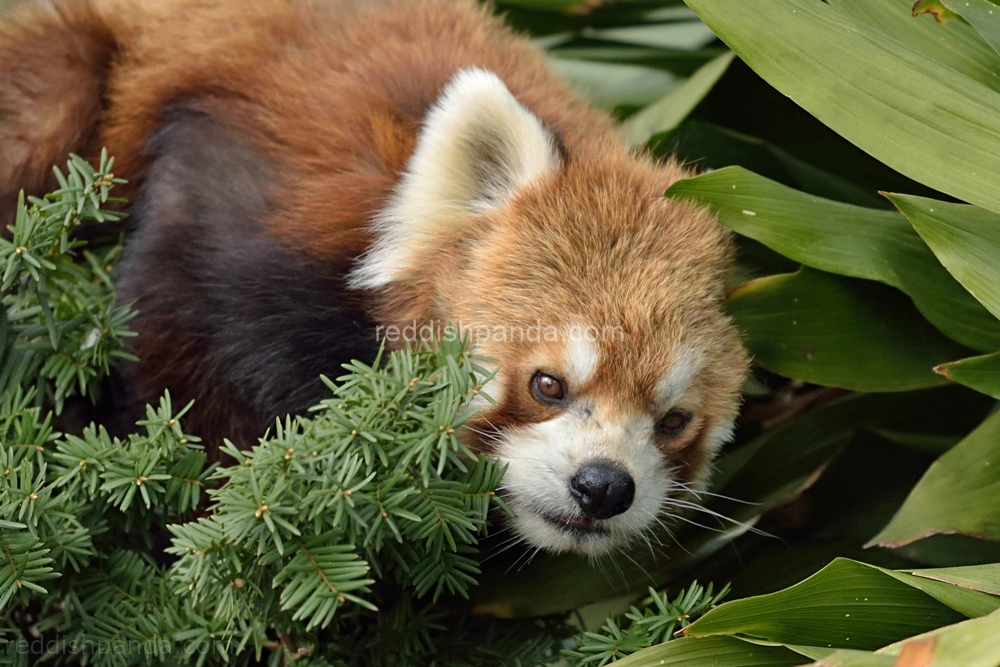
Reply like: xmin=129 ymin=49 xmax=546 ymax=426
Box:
xmin=2 ymin=0 xmax=1000 ymax=665
xmin=474 ymin=0 xmax=1000 ymax=663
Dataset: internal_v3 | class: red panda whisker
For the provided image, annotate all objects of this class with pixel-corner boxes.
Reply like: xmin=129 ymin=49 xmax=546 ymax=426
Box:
xmin=463 ymin=425 xmax=506 ymax=443
xmin=669 ymin=481 xmax=761 ymax=506
xmin=603 ymin=550 xmax=630 ymax=588
xmin=637 ymin=509 xmax=690 ymax=554
xmin=660 ymin=497 xmax=752 ymax=525
xmin=480 ymin=535 xmax=529 ymax=564
xmin=659 ymin=499 xmax=775 ymax=540
xmin=637 ymin=520 xmax=668 ymax=549
xmin=650 ymin=527 xmax=684 ymax=554
xmin=585 ymin=553 xmax=610 ymax=581
xmin=494 ymin=453 xmax=559 ymax=467
xmin=505 ymin=544 xmax=541 ymax=575
xmin=615 ymin=545 xmax=656 ymax=586
xmin=658 ymin=512 xmax=732 ymax=535
xmin=638 ymin=530 xmax=659 ymax=562
xmin=519 ymin=546 xmax=544 ymax=571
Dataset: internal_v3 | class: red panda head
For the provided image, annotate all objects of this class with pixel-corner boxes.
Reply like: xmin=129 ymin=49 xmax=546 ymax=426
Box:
xmin=351 ymin=69 xmax=749 ymax=557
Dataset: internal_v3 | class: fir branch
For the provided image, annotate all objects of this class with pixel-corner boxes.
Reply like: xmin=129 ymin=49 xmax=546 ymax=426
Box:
xmin=562 ymin=581 xmax=729 ymax=667
xmin=0 ymin=149 xmax=132 ymax=411
xmin=164 ymin=335 xmax=507 ymax=651
xmin=0 ymin=153 xmax=734 ymax=667
xmin=0 ymin=389 xmax=58 ymax=453
xmin=273 ymin=537 xmax=376 ymax=630
xmin=0 ymin=530 xmax=57 ymax=609
xmin=46 ymin=393 xmax=207 ymax=521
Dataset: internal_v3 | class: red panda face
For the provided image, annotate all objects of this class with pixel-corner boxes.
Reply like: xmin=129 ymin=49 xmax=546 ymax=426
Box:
xmin=449 ymin=228 xmax=748 ymax=556
xmin=351 ymin=68 xmax=749 ymax=556
xmin=459 ymin=318 xmax=746 ymax=556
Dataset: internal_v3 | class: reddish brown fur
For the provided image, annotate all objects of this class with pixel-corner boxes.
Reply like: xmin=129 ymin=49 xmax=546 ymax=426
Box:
xmin=0 ymin=2 xmax=116 ymax=220
xmin=0 ymin=0 xmax=748 ymax=470
xmin=84 ymin=0 xmax=612 ymax=259
xmin=450 ymin=150 xmax=747 ymax=484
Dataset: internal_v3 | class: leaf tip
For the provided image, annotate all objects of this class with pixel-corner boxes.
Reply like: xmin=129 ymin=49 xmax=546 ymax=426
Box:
xmin=932 ymin=362 xmax=953 ymax=379
xmin=911 ymin=0 xmax=961 ymax=23
xmin=895 ymin=636 xmax=938 ymax=667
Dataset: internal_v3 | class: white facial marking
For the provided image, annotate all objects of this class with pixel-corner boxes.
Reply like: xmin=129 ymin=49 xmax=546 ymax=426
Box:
xmin=656 ymin=345 xmax=705 ymax=408
xmin=496 ymin=408 xmax=670 ymax=557
xmin=692 ymin=418 xmax=737 ymax=489
xmin=563 ymin=334 xmax=600 ymax=388
xmin=349 ymin=68 xmax=559 ymax=289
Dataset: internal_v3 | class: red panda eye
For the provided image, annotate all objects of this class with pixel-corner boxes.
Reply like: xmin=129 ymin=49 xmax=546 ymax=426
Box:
xmin=531 ymin=372 xmax=567 ymax=403
xmin=657 ymin=409 xmax=691 ymax=436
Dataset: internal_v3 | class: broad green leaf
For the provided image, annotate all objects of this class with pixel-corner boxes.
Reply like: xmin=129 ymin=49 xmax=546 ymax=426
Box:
xmin=725 ymin=269 xmax=969 ymax=391
xmin=712 ymin=391 xmax=924 ymax=504
xmin=495 ymin=0 xmax=594 ymax=12
xmin=935 ymin=351 xmax=1000 ymax=399
xmin=710 ymin=411 xmax=846 ymax=507
xmin=683 ymin=0 xmax=1000 ymax=216
xmin=547 ymin=45 xmax=726 ymax=76
xmin=472 ymin=548 xmax=665 ymax=618
xmin=830 ymin=0 xmax=1000 ymax=92
xmin=789 ymin=645 xmax=838 ymax=661
xmin=619 ymin=51 xmax=733 ymax=146
xmin=668 ymin=124 xmax=885 ymax=207
xmin=868 ymin=429 xmax=960 ymax=456
xmin=906 ymin=564 xmax=1000 ymax=596
xmin=666 ymin=167 xmax=1000 ymax=351
xmin=811 ymin=651 xmax=894 ymax=667
xmin=613 ymin=636 xmax=805 ymax=667
xmin=912 ymin=0 xmax=964 ymax=23
xmin=684 ymin=558 xmax=966 ymax=650
xmin=546 ymin=57 xmax=680 ymax=108
xmin=581 ymin=21 xmax=719 ymax=50
xmin=707 ymin=389 xmax=993 ymax=581
xmin=891 ymin=534 xmax=1000 ymax=569
xmin=883 ymin=611 xmax=1000 ymax=666
xmin=640 ymin=5 xmax=702 ymax=21
xmin=879 ymin=569 xmax=1000 ymax=618
xmin=871 ymin=409 xmax=1000 ymax=548
xmin=888 ymin=194 xmax=1000 ymax=322
xmin=820 ymin=609 xmax=1000 ymax=667
xmin=941 ymin=0 xmax=1000 ymax=57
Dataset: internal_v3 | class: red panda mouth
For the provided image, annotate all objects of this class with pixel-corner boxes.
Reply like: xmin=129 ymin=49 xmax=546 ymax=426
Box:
xmin=541 ymin=512 xmax=608 ymax=535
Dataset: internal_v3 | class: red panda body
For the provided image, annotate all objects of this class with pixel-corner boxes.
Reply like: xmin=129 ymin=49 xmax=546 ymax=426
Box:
xmin=0 ymin=0 xmax=748 ymax=555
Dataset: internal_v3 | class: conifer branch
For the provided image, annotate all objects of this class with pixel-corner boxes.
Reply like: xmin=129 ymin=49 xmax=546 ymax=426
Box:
xmin=562 ymin=581 xmax=730 ymax=666
xmin=0 ymin=153 xmax=728 ymax=667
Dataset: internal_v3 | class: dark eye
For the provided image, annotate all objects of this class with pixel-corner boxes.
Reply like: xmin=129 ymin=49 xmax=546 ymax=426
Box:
xmin=531 ymin=371 xmax=567 ymax=404
xmin=657 ymin=409 xmax=691 ymax=437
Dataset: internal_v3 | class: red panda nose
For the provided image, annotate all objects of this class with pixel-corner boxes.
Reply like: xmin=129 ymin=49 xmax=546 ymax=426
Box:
xmin=570 ymin=460 xmax=635 ymax=519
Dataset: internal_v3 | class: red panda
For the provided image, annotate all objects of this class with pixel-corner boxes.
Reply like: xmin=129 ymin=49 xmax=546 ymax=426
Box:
xmin=0 ymin=0 xmax=749 ymax=556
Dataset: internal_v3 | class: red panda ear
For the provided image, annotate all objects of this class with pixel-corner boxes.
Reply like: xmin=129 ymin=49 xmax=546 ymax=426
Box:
xmin=350 ymin=68 xmax=559 ymax=290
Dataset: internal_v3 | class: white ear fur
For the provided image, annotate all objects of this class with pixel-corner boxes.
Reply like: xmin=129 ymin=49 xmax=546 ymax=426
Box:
xmin=349 ymin=68 xmax=560 ymax=290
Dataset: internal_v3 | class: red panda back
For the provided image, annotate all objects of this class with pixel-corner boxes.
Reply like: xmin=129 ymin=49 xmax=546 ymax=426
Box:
xmin=95 ymin=0 xmax=614 ymax=260
xmin=0 ymin=0 xmax=618 ymax=451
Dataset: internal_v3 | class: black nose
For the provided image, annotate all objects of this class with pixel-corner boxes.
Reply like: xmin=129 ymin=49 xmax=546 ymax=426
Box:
xmin=569 ymin=460 xmax=635 ymax=519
